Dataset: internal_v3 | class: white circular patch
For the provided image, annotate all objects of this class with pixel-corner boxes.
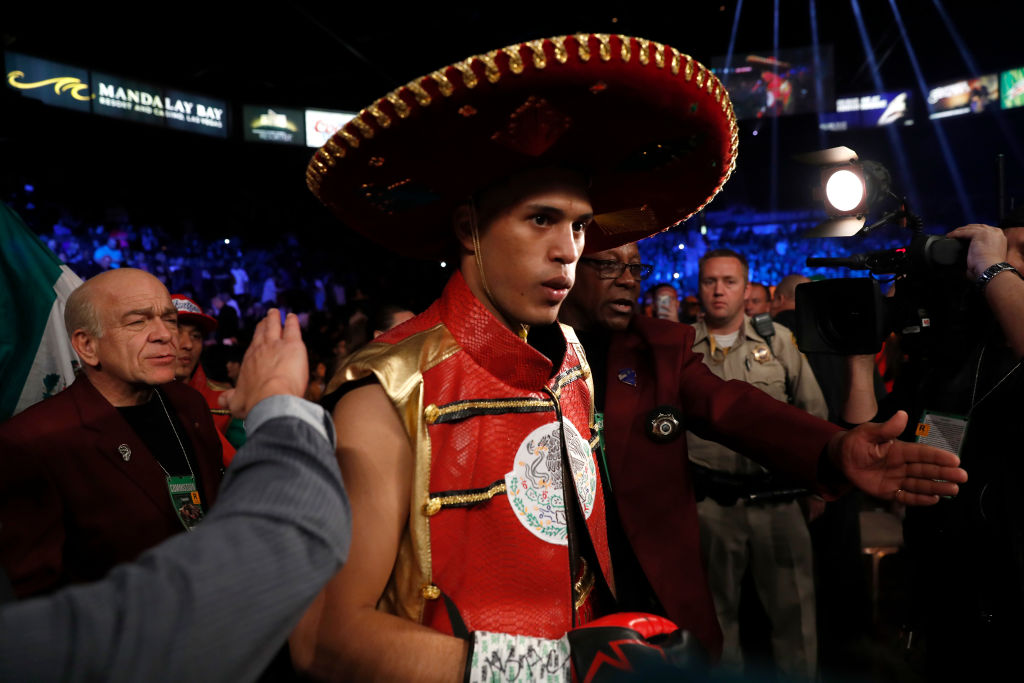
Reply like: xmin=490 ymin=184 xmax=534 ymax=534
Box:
xmin=504 ymin=420 xmax=597 ymax=546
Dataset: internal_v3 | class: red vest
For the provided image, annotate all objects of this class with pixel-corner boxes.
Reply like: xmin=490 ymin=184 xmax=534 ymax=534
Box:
xmin=187 ymin=365 xmax=236 ymax=466
xmin=341 ymin=272 xmax=613 ymax=638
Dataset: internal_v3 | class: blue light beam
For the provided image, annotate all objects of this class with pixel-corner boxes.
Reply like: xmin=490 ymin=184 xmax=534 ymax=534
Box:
xmin=849 ymin=0 xmax=921 ymax=212
xmin=888 ymin=0 xmax=974 ymax=221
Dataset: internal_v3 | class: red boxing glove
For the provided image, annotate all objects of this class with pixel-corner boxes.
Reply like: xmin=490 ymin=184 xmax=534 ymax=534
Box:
xmin=567 ymin=612 xmax=707 ymax=682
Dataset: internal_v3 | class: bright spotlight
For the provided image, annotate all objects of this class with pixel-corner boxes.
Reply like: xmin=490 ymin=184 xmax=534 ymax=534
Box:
xmin=223 ymin=238 xmax=230 ymax=244
xmin=796 ymin=146 xmax=893 ymax=237
xmin=824 ymin=168 xmax=866 ymax=212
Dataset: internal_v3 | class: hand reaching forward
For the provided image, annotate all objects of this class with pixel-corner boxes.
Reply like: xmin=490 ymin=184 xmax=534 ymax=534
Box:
xmin=219 ymin=309 xmax=309 ymax=419
xmin=828 ymin=411 xmax=967 ymax=505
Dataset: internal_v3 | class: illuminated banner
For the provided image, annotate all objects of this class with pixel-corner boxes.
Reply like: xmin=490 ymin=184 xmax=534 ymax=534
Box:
xmin=244 ymin=105 xmax=305 ymax=144
xmin=243 ymin=105 xmax=305 ymax=145
xmin=92 ymin=72 xmax=228 ymax=137
xmin=711 ymin=45 xmax=834 ymax=120
xmin=4 ymin=51 xmax=93 ymax=113
xmin=304 ymin=109 xmax=356 ymax=148
xmin=819 ymin=90 xmax=912 ymax=131
xmin=1001 ymin=67 xmax=1024 ymax=110
xmin=927 ymin=74 xmax=999 ymax=119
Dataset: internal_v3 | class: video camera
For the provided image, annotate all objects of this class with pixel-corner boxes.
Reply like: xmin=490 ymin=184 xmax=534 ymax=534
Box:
xmin=794 ymin=233 xmax=972 ymax=356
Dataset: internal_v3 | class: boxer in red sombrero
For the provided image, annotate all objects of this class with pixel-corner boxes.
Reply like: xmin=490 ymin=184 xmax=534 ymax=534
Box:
xmin=290 ymin=34 xmax=964 ymax=681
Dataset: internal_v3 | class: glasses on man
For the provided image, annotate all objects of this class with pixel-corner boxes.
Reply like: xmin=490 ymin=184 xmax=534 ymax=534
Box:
xmin=580 ymin=258 xmax=655 ymax=281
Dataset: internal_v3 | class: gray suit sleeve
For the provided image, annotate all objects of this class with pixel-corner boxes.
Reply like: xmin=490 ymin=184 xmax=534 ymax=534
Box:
xmin=0 ymin=396 xmax=350 ymax=683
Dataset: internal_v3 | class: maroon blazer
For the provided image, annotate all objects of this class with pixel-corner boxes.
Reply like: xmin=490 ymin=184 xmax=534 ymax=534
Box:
xmin=602 ymin=315 xmax=841 ymax=659
xmin=0 ymin=374 xmax=223 ymax=597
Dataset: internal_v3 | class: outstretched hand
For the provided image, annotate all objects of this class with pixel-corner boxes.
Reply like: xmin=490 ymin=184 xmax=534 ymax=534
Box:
xmin=218 ymin=309 xmax=308 ymax=419
xmin=829 ymin=411 xmax=967 ymax=505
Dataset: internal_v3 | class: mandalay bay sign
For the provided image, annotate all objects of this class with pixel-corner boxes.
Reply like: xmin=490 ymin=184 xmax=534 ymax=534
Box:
xmin=5 ymin=51 xmax=228 ymax=138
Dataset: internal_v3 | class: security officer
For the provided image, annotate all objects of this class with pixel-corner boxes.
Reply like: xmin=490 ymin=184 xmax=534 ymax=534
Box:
xmin=687 ymin=248 xmax=827 ymax=680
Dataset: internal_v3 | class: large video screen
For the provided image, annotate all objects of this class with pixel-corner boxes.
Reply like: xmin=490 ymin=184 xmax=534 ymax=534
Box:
xmin=927 ymin=74 xmax=999 ymax=119
xmin=1001 ymin=67 xmax=1024 ymax=110
xmin=819 ymin=90 xmax=913 ymax=131
xmin=711 ymin=45 xmax=833 ymax=120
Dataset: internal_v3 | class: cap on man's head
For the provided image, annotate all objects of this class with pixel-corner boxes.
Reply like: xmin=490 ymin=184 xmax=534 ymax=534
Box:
xmin=171 ymin=295 xmax=218 ymax=334
xmin=307 ymin=34 xmax=739 ymax=259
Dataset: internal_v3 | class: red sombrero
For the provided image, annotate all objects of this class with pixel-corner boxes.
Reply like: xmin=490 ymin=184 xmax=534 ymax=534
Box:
xmin=171 ymin=294 xmax=218 ymax=334
xmin=308 ymin=33 xmax=738 ymax=258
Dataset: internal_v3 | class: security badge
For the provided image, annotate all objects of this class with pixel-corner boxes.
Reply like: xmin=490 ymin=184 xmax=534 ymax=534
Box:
xmin=751 ymin=345 xmax=772 ymax=363
xmin=166 ymin=475 xmax=205 ymax=531
xmin=646 ymin=405 xmax=682 ymax=443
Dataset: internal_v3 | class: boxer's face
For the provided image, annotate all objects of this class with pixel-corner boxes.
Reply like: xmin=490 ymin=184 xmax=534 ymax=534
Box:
xmin=459 ymin=168 xmax=593 ymax=329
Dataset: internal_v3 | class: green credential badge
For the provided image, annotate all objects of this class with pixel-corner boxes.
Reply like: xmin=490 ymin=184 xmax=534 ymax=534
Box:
xmin=166 ymin=475 xmax=205 ymax=531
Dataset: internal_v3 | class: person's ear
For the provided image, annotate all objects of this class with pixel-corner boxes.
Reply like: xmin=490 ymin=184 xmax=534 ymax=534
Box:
xmin=71 ymin=329 xmax=101 ymax=369
xmin=452 ymin=203 xmax=476 ymax=253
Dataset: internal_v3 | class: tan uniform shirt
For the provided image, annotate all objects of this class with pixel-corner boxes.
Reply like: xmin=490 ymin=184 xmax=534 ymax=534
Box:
xmin=687 ymin=315 xmax=828 ymax=475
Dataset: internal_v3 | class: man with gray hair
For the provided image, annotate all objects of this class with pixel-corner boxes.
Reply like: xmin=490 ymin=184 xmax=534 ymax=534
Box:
xmin=0 ymin=268 xmax=223 ymax=598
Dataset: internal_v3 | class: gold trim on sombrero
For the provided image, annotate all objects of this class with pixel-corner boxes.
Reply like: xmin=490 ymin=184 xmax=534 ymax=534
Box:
xmin=670 ymin=47 xmax=681 ymax=75
xmin=684 ymin=56 xmax=694 ymax=80
xmin=638 ymin=38 xmax=650 ymax=65
xmin=575 ymin=34 xmax=591 ymax=62
xmin=502 ymin=45 xmax=525 ymax=74
xmin=429 ymin=70 xmax=455 ymax=97
xmin=594 ymin=34 xmax=611 ymax=61
xmin=655 ymin=43 xmax=665 ymax=68
xmin=524 ymin=40 xmax=546 ymax=69
xmin=338 ymin=129 xmax=360 ymax=148
xmin=618 ymin=34 xmax=631 ymax=62
xmin=477 ymin=52 xmax=500 ymax=83
xmin=406 ymin=81 xmax=432 ymax=106
xmin=352 ymin=115 xmax=376 ymax=138
xmin=452 ymin=59 xmax=478 ymax=89
xmin=325 ymin=138 xmax=346 ymax=159
xmin=368 ymin=104 xmax=391 ymax=128
xmin=386 ymin=92 xmax=411 ymax=119
xmin=553 ymin=38 xmax=568 ymax=64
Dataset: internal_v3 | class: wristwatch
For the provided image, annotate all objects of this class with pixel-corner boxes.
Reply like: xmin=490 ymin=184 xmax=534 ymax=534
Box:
xmin=976 ymin=261 xmax=1020 ymax=292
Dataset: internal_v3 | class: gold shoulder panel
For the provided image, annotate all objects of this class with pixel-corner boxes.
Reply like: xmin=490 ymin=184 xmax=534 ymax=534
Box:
xmin=328 ymin=323 xmax=460 ymax=624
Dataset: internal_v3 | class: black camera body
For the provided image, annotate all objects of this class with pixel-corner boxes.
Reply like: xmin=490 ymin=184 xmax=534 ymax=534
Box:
xmin=795 ymin=234 xmax=971 ymax=355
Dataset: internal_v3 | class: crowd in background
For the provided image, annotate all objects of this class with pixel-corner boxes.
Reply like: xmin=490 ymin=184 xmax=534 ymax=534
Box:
xmin=8 ymin=179 xmax=946 ymax=396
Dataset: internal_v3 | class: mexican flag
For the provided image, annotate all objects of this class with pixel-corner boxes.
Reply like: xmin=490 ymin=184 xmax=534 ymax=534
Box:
xmin=0 ymin=203 xmax=83 ymax=420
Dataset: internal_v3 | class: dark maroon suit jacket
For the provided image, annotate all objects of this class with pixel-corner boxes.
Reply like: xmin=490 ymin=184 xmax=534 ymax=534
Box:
xmin=0 ymin=374 xmax=222 ymax=597
xmin=602 ymin=315 xmax=842 ymax=659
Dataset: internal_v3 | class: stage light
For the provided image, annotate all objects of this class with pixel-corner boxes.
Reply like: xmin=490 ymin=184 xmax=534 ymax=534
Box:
xmin=223 ymin=238 xmax=230 ymax=244
xmin=796 ymin=146 xmax=894 ymax=237
xmin=824 ymin=167 xmax=866 ymax=212
xmin=440 ymin=261 xmax=447 ymax=268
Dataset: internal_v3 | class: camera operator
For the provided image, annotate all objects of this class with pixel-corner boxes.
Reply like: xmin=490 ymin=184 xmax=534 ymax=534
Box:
xmin=851 ymin=209 xmax=1024 ymax=679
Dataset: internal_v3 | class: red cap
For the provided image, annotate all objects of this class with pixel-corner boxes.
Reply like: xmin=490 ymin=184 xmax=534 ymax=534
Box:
xmin=171 ymin=294 xmax=218 ymax=334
